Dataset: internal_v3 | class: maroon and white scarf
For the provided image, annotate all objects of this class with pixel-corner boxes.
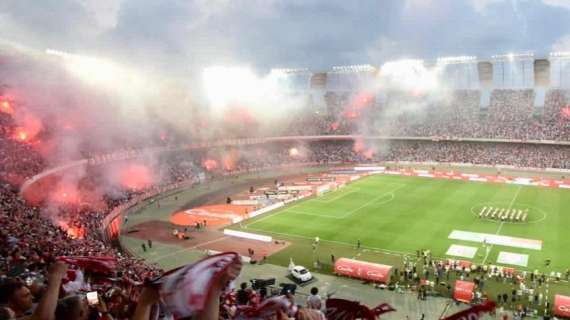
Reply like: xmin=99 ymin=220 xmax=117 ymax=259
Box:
xmin=153 ymin=252 xmax=241 ymax=319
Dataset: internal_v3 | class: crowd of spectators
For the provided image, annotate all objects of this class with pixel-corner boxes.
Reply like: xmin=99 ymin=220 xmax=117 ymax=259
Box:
xmin=284 ymin=141 xmax=570 ymax=170
xmin=0 ymin=168 xmax=165 ymax=319
xmin=282 ymin=89 xmax=570 ymax=142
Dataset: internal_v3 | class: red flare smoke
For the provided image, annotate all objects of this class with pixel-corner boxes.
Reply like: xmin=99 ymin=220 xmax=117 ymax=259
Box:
xmin=289 ymin=147 xmax=299 ymax=157
xmin=202 ymin=159 xmax=218 ymax=171
xmin=13 ymin=128 xmax=29 ymax=142
xmin=55 ymin=220 xmax=85 ymax=239
xmin=561 ymin=106 xmax=570 ymax=119
xmin=353 ymin=139 xmax=365 ymax=153
xmin=222 ymin=149 xmax=239 ymax=171
xmin=0 ymin=100 xmax=14 ymax=114
xmin=353 ymin=92 xmax=373 ymax=108
xmin=11 ymin=112 xmax=43 ymax=143
xmin=344 ymin=110 xmax=359 ymax=119
xmin=223 ymin=106 xmax=256 ymax=125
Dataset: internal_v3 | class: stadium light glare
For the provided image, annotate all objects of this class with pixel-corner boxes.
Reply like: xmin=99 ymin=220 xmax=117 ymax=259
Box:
xmin=436 ymin=56 xmax=477 ymax=64
xmin=380 ymin=59 xmax=437 ymax=92
xmin=491 ymin=52 xmax=534 ymax=61
xmin=384 ymin=59 xmax=424 ymax=65
xmin=203 ymin=66 xmax=261 ymax=106
xmin=45 ymin=48 xmax=133 ymax=87
xmin=550 ymin=51 xmax=570 ymax=59
xmin=270 ymin=68 xmax=310 ymax=74
xmin=331 ymin=64 xmax=376 ymax=73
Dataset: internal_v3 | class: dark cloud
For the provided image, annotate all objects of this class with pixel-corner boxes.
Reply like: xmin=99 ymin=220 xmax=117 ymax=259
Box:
xmin=1 ymin=0 xmax=569 ymax=74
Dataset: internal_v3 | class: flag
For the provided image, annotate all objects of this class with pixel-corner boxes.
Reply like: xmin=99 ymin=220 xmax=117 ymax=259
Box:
xmin=153 ymin=252 xmax=241 ymax=319
xmin=442 ymin=301 xmax=496 ymax=320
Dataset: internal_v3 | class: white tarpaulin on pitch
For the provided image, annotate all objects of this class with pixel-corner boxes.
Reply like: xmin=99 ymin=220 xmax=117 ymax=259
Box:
xmin=497 ymin=251 xmax=529 ymax=267
xmin=446 ymin=244 xmax=478 ymax=258
xmin=449 ymin=230 xmax=542 ymax=250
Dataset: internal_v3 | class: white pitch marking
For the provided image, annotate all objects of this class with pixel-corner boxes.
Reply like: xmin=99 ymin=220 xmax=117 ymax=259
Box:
xmin=314 ymin=187 xmax=360 ymax=203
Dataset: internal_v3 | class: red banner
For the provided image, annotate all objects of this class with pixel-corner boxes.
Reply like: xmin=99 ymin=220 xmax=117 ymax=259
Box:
xmin=453 ymin=280 xmax=475 ymax=303
xmin=334 ymin=258 xmax=391 ymax=283
xmin=554 ymin=294 xmax=570 ymax=318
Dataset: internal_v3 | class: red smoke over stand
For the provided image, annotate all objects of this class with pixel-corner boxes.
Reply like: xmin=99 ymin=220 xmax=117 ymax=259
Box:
xmin=353 ymin=139 xmax=374 ymax=159
xmin=120 ymin=164 xmax=153 ymax=190
xmin=344 ymin=110 xmax=358 ymax=119
xmin=353 ymin=92 xmax=373 ymax=108
xmin=222 ymin=156 xmax=235 ymax=171
xmin=353 ymin=139 xmax=365 ymax=153
xmin=11 ymin=112 xmax=43 ymax=143
xmin=561 ymin=106 xmax=570 ymax=119
xmin=52 ymin=185 xmax=81 ymax=204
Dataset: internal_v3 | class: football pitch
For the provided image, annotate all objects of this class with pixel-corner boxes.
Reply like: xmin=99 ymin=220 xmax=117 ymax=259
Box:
xmin=238 ymin=174 xmax=570 ymax=273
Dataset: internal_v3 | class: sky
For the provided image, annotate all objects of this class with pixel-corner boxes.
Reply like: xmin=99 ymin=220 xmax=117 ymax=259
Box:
xmin=1 ymin=0 xmax=570 ymax=76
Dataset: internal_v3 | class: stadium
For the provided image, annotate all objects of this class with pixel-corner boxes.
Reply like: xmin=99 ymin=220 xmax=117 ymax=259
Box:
xmin=2 ymin=1 xmax=570 ymax=320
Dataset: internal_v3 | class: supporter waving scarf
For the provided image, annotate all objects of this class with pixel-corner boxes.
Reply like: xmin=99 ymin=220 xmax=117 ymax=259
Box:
xmin=153 ymin=252 xmax=241 ymax=319
xmin=325 ymin=298 xmax=396 ymax=320
xmin=442 ymin=301 xmax=496 ymax=320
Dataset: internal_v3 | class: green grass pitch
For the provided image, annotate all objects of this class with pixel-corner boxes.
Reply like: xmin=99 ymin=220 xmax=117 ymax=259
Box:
xmin=238 ymin=174 xmax=570 ymax=273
